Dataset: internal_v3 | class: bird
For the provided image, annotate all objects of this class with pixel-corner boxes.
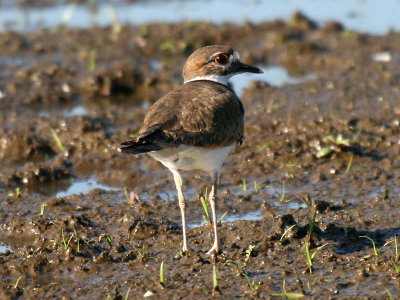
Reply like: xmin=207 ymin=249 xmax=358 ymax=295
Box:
xmin=118 ymin=45 xmax=263 ymax=254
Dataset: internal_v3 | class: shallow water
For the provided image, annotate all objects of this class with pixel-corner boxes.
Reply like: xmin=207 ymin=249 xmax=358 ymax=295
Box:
xmin=1 ymin=0 xmax=400 ymax=34
xmin=231 ymin=66 xmax=314 ymax=96
xmin=55 ymin=178 xmax=119 ymax=197
xmin=0 ymin=244 xmax=12 ymax=254
xmin=188 ymin=209 xmax=264 ymax=229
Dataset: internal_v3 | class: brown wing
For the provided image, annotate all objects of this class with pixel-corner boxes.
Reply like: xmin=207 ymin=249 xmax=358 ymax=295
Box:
xmin=119 ymin=81 xmax=244 ymax=154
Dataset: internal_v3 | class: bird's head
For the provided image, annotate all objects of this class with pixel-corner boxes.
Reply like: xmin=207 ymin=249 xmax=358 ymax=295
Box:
xmin=183 ymin=45 xmax=263 ymax=85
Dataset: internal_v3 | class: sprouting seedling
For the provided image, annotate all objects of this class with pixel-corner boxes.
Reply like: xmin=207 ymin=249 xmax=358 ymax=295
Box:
xmin=40 ymin=203 xmax=45 ymax=216
xmin=359 ymin=236 xmax=393 ymax=257
xmin=280 ymin=224 xmax=297 ymax=241
xmin=258 ymin=141 xmax=271 ymax=151
xmin=200 ymin=188 xmax=211 ymax=224
xmin=51 ymin=128 xmax=64 ymax=151
xmin=159 ymin=261 xmax=165 ymax=288
xmin=279 ymin=181 xmax=285 ymax=203
xmin=307 ymin=211 xmax=318 ymax=239
xmin=346 ymin=154 xmax=353 ymax=173
xmin=242 ymin=179 xmax=247 ymax=192
xmin=99 ymin=234 xmax=113 ymax=247
xmin=254 ymin=181 xmax=259 ymax=193
xmin=88 ymin=47 xmax=97 ymax=72
xmin=219 ymin=211 xmax=228 ymax=222
xmin=271 ymin=279 xmax=304 ymax=299
xmin=386 ymin=289 xmax=394 ymax=300
xmin=315 ymin=147 xmax=333 ymax=159
xmin=323 ymin=133 xmax=350 ymax=147
xmin=74 ymin=230 xmax=80 ymax=253
xmin=133 ymin=245 xmax=145 ymax=258
xmin=352 ymin=127 xmax=362 ymax=142
xmin=392 ymin=260 xmax=400 ymax=275
xmin=13 ymin=276 xmax=22 ymax=289
xmin=15 ymin=187 xmax=21 ymax=198
xmin=52 ymin=229 xmax=74 ymax=251
xmin=243 ymin=273 xmax=260 ymax=293
xmin=124 ymin=287 xmax=131 ymax=300
xmin=303 ymin=240 xmax=328 ymax=273
xmin=212 ymin=265 xmax=219 ymax=295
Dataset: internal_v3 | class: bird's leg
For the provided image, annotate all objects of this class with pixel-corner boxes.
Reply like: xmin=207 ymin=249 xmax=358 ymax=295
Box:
xmin=207 ymin=172 xmax=222 ymax=255
xmin=171 ymin=169 xmax=188 ymax=252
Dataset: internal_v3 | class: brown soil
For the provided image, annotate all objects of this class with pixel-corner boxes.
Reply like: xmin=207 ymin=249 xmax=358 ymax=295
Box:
xmin=1 ymin=12 xmax=400 ymax=299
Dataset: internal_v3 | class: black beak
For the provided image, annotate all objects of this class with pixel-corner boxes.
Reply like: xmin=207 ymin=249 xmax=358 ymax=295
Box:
xmin=235 ymin=61 xmax=263 ymax=74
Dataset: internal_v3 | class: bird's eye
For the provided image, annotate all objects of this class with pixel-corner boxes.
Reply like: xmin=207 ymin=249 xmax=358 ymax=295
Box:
xmin=214 ymin=53 xmax=229 ymax=65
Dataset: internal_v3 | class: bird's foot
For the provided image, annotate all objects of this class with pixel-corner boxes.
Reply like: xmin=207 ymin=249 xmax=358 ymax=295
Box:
xmin=207 ymin=241 xmax=222 ymax=255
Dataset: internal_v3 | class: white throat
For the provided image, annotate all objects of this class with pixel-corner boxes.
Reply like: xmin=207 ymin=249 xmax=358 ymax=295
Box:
xmin=184 ymin=74 xmax=234 ymax=86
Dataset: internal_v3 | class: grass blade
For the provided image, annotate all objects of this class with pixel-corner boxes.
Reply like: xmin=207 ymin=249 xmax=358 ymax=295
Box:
xmin=51 ymin=128 xmax=64 ymax=151
xmin=213 ymin=265 xmax=218 ymax=289
xmin=159 ymin=261 xmax=165 ymax=288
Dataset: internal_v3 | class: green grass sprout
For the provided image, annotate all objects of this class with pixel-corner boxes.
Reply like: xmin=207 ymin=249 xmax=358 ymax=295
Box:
xmin=304 ymin=240 xmax=328 ymax=273
xmin=392 ymin=260 xmax=400 ymax=275
xmin=200 ymin=188 xmax=211 ymax=223
xmin=159 ymin=261 xmax=165 ymax=288
xmin=279 ymin=181 xmax=285 ymax=203
xmin=52 ymin=229 xmax=73 ymax=251
xmin=88 ymin=47 xmax=97 ymax=72
xmin=124 ymin=287 xmax=131 ymax=300
xmin=13 ymin=276 xmax=22 ymax=289
xmin=51 ymin=128 xmax=65 ymax=151
xmin=220 ymin=211 xmax=228 ymax=222
xmin=271 ymin=279 xmax=304 ymax=299
xmin=74 ymin=230 xmax=80 ymax=253
xmin=242 ymin=179 xmax=247 ymax=192
xmin=212 ymin=265 xmax=220 ymax=295
xmin=360 ymin=236 xmax=393 ymax=257
xmin=346 ymin=154 xmax=353 ymax=173
xmin=386 ymin=289 xmax=394 ymax=300
xmin=280 ymin=224 xmax=297 ymax=241
xmin=243 ymin=273 xmax=260 ymax=293
xmin=16 ymin=187 xmax=21 ymax=198
xmin=40 ymin=203 xmax=45 ymax=216
xmin=254 ymin=181 xmax=259 ymax=193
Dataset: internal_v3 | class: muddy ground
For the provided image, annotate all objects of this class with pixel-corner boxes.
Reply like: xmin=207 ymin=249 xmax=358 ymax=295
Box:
xmin=0 ymin=12 xmax=400 ymax=299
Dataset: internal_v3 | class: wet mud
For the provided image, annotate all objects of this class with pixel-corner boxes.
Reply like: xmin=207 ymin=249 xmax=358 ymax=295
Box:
xmin=1 ymin=12 xmax=400 ymax=299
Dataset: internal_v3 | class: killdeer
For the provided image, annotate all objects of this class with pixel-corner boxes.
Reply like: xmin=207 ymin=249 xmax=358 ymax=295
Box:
xmin=119 ymin=45 xmax=262 ymax=254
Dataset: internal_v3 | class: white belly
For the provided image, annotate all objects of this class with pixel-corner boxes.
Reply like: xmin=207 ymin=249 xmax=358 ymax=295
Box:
xmin=148 ymin=144 xmax=234 ymax=173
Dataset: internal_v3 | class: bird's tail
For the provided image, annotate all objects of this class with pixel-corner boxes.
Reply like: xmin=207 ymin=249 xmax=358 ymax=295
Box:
xmin=118 ymin=139 xmax=163 ymax=154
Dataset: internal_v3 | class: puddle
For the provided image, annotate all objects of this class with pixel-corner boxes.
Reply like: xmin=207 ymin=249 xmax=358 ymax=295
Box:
xmin=56 ymin=178 xmax=119 ymax=198
xmin=223 ymin=210 xmax=264 ymax=222
xmin=62 ymin=105 xmax=89 ymax=117
xmin=275 ymin=200 xmax=307 ymax=210
xmin=38 ymin=105 xmax=89 ymax=118
xmin=231 ymin=66 xmax=314 ymax=96
xmin=0 ymin=244 xmax=12 ymax=254
xmin=188 ymin=209 xmax=263 ymax=228
xmin=1 ymin=0 xmax=400 ymax=34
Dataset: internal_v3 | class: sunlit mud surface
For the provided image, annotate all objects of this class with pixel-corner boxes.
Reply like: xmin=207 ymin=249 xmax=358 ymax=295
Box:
xmin=1 ymin=11 xmax=400 ymax=299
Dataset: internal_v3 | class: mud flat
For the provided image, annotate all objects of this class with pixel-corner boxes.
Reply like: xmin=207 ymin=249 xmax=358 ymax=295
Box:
xmin=1 ymin=11 xmax=400 ymax=299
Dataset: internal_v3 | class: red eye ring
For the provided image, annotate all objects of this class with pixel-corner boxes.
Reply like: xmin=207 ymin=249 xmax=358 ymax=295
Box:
xmin=214 ymin=53 xmax=229 ymax=65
